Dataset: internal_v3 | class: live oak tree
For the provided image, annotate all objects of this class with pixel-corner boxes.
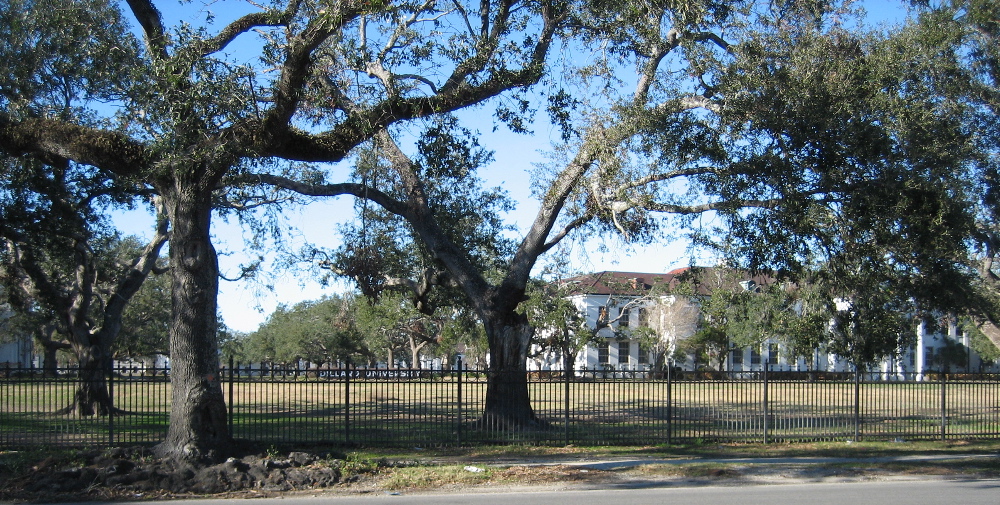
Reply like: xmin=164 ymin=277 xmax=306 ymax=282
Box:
xmin=0 ymin=0 xmax=154 ymax=391
xmin=712 ymin=1 xmax=1000 ymax=370
xmin=902 ymin=1 xmax=1000 ymax=351
xmin=755 ymin=1 xmax=1000 ymax=367
xmin=0 ymin=137 xmax=169 ymax=414
xmin=260 ymin=1 xmax=964 ymax=428
xmin=0 ymin=193 xmax=168 ymax=415
xmin=0 ymin=0 xmax=568 ymax=459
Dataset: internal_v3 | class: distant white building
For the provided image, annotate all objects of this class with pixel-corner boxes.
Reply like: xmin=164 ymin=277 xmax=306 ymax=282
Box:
xmin=0 ymin=337 xmax=33 ymax=367
xmin=0 ymin=303 xmax=34 ymax=367
xmin=527 ymin=270 xmax=688 ymax=373
xmin=527 ymin=269 xmax=1000 ymax=376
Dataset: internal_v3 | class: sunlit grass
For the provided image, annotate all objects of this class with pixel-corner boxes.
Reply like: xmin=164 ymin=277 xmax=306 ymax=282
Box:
xmin=4 ymin=375 xmax=1000 ymax=448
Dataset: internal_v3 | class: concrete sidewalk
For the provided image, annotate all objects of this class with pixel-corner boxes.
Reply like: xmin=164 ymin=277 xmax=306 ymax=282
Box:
xmin=432 ymin=451 xmax=1000 ymax=473
xmin=557 ymin=453 xmax=999 ymax=470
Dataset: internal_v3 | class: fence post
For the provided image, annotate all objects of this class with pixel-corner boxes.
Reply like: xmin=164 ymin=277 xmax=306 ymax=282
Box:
xmin=344 ymin=363 xmax=351 ymax=445
xmin=563 ymin=353 xmax=570 ymax=447
xmin=107 ymin=357 xmax=114 ymax=448
xmin=853 ymin=366 xmax=861 ymax=442
xmin=762 ymin=364 xmax=769 ymax=444
xmin=227 ymin=356 xmax=234 ymax=436
xmin=666 ymin=364 xmax=673 ymax=446
xmin=940 ymin=370 xmax=947 ymax=441
xmin=456 ymin=357 xmax=463 ymax=446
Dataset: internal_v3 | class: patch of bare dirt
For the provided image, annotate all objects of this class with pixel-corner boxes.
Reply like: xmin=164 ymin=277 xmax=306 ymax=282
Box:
xmin=3 ymin=447 xmax=997 ymax=502
xmin=0 ymin=446 xmax=344 ymax=503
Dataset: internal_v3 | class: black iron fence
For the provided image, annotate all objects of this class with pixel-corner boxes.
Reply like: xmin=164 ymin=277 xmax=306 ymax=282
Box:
xmin=2 ymin=361 xmax=999 ymax=449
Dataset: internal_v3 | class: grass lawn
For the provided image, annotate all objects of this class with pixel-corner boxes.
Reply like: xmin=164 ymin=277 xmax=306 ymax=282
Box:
xmin=3 ymin=376 xmax=1000 ymax=449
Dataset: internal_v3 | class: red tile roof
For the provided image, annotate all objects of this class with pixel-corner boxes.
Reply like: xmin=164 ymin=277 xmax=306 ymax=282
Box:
xmin=557 ymin=268 xmax=776 ymax=296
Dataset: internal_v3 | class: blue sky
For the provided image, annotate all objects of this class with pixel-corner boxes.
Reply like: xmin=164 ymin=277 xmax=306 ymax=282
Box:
xmin=111 ymin=0 xmax=911 ymax=333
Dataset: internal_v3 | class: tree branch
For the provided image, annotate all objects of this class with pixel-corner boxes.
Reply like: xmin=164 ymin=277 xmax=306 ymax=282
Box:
xmin=103 ymin=201 xmax=170 ymax=326
xmin=124 ymin=0 xmax=169 ymax=60
xmin=264 ymin=0 xmax=368 ymax=135
xmin=196 ymin=1 xmax=302 ymax=57
xmin=358 ymin=130 xmax=498 ymax=313
xmin=258 ymin=0 xmax=562 ymax=163
xmin=638 ymin=198 xmax=781 ymax=215
xmin=253 ymin=173 xmax=412 ymax=217
xmin=541 ymin=213 xmax=594 ymax=254
xmin=0 ymin=114 xmax=148 ymax=177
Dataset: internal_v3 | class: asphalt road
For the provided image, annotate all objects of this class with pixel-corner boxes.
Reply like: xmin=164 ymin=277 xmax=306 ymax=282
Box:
xmin=52 ymin=479 xmax=1000 ymax=505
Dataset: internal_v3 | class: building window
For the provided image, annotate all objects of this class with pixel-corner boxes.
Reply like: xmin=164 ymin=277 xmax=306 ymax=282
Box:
xmin=618 ymin=341 xmax=630 ymax=364
xmin=731 ymin=346 xmax=743 ymax=365
xmin=598 ymin=341 xmax=610 ymax=364
xmin=750 ymin=348 xmax=761 ymax=365
xmin=619 ymin=307 xmax=631 ymax=327
xmin=638 ymin=307 xmax=649 ymax=327
xmin=767 ymin=343 xmax=779 ymax=365
xmin=638 ymin=348 xmax=648 ymax=365
xmin=597 ymin=306 xmax=609 ymax=328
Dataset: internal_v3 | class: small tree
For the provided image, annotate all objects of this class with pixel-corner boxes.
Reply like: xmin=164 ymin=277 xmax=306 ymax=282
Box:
xmin=678 ymin=326 xmax=729 ymax=372
xmin=354 ymin=293 xmax=445 ymax=369
xmin=520 ymin=278 xmax=598 ymax=377
xmin=633 ymin=296 xmax=700 ymax=371
xmin=246 ymin=295 xmax=364 ymax=367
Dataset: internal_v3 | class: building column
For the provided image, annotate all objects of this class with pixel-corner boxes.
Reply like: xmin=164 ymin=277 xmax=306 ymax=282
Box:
xmin=916 ymin=320 xmax=927 ymax=381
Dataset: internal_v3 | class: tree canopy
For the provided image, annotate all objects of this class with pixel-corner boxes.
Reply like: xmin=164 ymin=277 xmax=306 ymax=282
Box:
xmin=2 ymin=0 xmax=568 ymax=460
xmin=244 ymin=295 xmax=364 ymax=366
xmin=2 ymin=0 xmax=998 ymax=458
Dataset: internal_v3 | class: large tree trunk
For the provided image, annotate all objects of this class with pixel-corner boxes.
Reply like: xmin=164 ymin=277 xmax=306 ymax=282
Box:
xmin=561 ymin=343 xmax=577 ymax=379
xmin=62 ymin=345 xmax=113 ymax=416
xmin=154 ymin=187 xmax=230 ymax=462
xmin=42 ymin=344 xmax=60 ymax=377
xmin=978 ymin=320 xmax=1000 ymax=352
xmin=480 ymin=313 xmax=546 ymax=429
xmin=56 ymin=326 xmax=116 ymax=416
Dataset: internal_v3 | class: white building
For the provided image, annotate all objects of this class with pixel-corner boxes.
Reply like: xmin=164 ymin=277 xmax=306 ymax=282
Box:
xmin=527 ymin=269 xmax=1000 ymax=376
xmin=0 ymin=337 xmax=33 ymax=367
xmin=0 ymin=302 xmax=34 ymax=367
xmin=527 ymin=270 xmax=689 ymax=373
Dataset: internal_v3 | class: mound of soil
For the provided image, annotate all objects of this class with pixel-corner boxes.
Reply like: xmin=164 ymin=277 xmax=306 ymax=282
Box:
xmin=1 ymin=446 xmax=345 ymax=502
